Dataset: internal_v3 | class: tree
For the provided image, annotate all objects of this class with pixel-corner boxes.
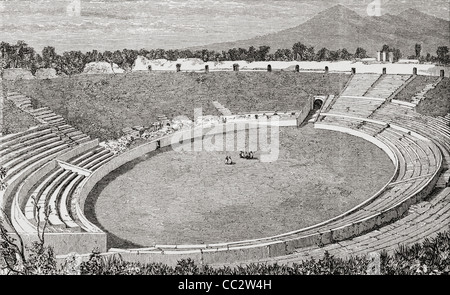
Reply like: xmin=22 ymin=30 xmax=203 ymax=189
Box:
xmin=5 ymin=40 xmax=35 ymax=69
xmin=62 ymin=51 xmax=86 ymax=75
xmin=292 ymin=42 xmax=307 ymax=61
xmin=227 ymin=48 xmax=240 ymax=61
xmin=153 ymin=48 xmax=167 ymax=60
xmin=436 ymin=46 xmax=449 ymax=65
xmin=138 ymin=48 xmax=150 ymax=57
xmin=85 ymin=49 xmax=101 ymax=63
xmin=111 ymin=50 xmax=124 ymax=67
xmin=246 ymin=46 xmax=257 ymax=62
xmin=52 ymin=55 xmax=66 ymax=75
xmin=392 ymin=48 xmax=402 ymax=62
xmin=305 ymin=46 xmax=316 ymax=61
xmin=329 ymin=50 xmax=340 ymax=61
xmin=0 ymin=42 xmax=11 ymax=60
xmin=7 ymin=41 xmax=19 ymax=68
xmin=340 ymin=48 xmax=352 ymax=60
xmin=213 ymin=52 xmax=222 ymax=62
xmin=33 ymin=53 xmax=44 ymax=69
xmin=42 ymin=46 xmax=58 ymax=69
xmin=179 ymin=49 xmax=194 ymax=59
xmin=257 ymin=46 xmax=270 ymax=61
xmin=102 ymin=50 xmax=113 ymax=63
xmin=274 ymin=49 xmax=293 ymax=61
xmin=13 ymin=41 xmax=35 ymax=69
xmin=0 ymin=171 xmax=57 ymax=275
xmin=166 ymin=49 xmax=179 ymax=61
xmin=381 ymin=44 xmax=390 ymax=53
xmin=354 ymin=47 xmax=368 ymax=59
xmin=316 ymin=47 xmax=331 ymax=61
xmin=192 ymin=50 xmax=202 ymax=60
xmin=415 ymin=43 xmax=422 ymax=58
xmin=0 ymin=42 xmax=14 ymax=68
xmin=0 ymin=167 xmax=24 ymax=274
xmin=0 ymin=210 xmax=57 ymax=275
xmin=238 ymin=48 xmax=248 ymax=61
xmin=121 ymin=49 xmax=138 ymax=70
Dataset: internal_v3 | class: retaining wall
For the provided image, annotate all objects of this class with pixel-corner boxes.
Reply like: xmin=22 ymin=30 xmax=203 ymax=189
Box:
xmin=69 ymin=121 xmax=429 ymax=264
xmin=22 ymin=119 xmax=442 ymax=262
xmin=8 ymin=232 xmax=107 ymax=255
xmin=87 ymin=121 xmax=441 ymax=265
xmin=391 ymin=99 xmax=416 ymax=108
xmin=296 ymin=97 xmax=313 ymax=126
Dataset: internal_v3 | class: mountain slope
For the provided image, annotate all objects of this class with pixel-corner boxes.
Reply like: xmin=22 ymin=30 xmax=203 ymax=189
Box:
xmin=191 ymin=5 xmax=450 ymax=57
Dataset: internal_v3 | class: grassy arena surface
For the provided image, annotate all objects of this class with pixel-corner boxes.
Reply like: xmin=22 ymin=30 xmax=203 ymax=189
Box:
xmin=6 ymin=72 xmax=349 ymax=141
xmin=85 ymin=125 xmax=394 ymax=248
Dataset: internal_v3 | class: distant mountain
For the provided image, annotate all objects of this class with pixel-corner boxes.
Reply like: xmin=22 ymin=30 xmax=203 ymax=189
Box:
xmin=191 ymin=5 xmax=450 ymax=57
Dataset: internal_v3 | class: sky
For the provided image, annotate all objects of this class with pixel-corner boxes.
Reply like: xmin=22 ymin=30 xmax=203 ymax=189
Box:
xmin=0 ymin=0 xmax=449 ymax=53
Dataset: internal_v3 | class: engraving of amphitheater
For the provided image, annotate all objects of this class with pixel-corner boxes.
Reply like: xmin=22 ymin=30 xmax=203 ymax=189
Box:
xmin=2 ymin=67 xmax=449 ymax=267
xmin=0 ymin=0 xmax=449 ymax=275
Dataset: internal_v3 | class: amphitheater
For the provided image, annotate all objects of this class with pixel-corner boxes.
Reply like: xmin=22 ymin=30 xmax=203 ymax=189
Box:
xmin=0 ymin=67 xmax=449 ymax=267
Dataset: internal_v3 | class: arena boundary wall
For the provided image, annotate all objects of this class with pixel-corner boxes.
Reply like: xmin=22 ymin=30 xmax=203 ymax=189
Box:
xmin=92 ymin=122 xmax=440 ymax=266
xmin=296 ymin=97 xmax=314 ymax=126
xmin=57 ymin=118 xmax=443 ymax=265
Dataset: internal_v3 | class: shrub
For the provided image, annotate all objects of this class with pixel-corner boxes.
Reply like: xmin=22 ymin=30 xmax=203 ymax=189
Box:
xmin=381 ymin=231 xmax=450 ymax=275
xmin=76 ymin=230 xmax=449 ymax=275
xmin=23 ymin=241 xmax=57 ymax=275
xmin=2 ymin=215 xmax=449 ymax=275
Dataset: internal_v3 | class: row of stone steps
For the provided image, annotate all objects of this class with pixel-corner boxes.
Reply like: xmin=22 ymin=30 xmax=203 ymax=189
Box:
xmin=410 ymin=77 xmax=443 ymax=106
xmin=364 ymin=75 xmax=411 ymax=99
xmin=341 ymin=74 xmax=381 ymax=97
xmin=328 ymin=96 xmax=385 ymax=118
xmin=212 ymin=101 xmax=233 ymax=116
xmin=436 ymin=170 xmax=450 ymax=188
xmin=6 ymin=92 xmax=91 ymax=147
xmin=210 ymin=187 xmax=450 ymax=268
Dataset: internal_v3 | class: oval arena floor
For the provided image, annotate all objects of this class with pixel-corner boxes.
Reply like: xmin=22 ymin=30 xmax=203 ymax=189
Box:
xmin=85 ymin=125 xmax=394 ymax=248
xmin=2 ymin=72 xmax=449 ymax=266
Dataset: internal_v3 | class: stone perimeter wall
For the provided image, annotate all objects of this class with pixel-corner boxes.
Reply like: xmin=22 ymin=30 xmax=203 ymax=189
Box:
xmin=9 ymin=232 xmax=107 ymax=255
xmin=3 ymin=110 xmax=442 ymax=264
xmin=59 ymin=118 xmax=442 ymax=265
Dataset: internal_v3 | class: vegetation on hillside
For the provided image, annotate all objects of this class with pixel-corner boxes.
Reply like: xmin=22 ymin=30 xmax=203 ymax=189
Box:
xmin=0 ymin=40 xmax=362 ymax=76
xmin=6 ymin=72 xmax=349 ymax=141
xmin=416 ymin=78 xmax=450 ymax=117
xmin=2 ymin=99 xmax=39 ymax=135
xmin=1 ymin=40 xmax=449 ymax=77
xmin=0 ymin=194 xmax=56 ymax=275
xmin=394 ymin=75 xmax=440 ymax=102
xmin=1 ymin=218 xmax=449 ymax=275
xmin=78 ymin=228 xmax=450 ymax=275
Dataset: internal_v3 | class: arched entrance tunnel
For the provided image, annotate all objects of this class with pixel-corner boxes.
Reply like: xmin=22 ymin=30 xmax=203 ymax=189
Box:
xmin=313 ymin=98 xmax=324 ymax=110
